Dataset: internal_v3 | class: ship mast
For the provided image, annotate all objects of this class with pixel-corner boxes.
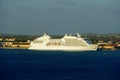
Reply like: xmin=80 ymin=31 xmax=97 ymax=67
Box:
xmin=76 ymin=33 xmax=81 ymax=37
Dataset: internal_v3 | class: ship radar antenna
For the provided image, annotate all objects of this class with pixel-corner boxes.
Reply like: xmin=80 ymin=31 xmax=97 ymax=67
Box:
xmin=44 ymin=32 xmax=48 ymax=35
xmin=76 ymin=33 xmax=81 ymax=37
xmin=65 ymin=34 xmax=68 ymax=36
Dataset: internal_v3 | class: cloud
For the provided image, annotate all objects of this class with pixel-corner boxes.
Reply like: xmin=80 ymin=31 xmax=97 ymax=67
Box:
xmin=88 ymin=4 xmax=120 ymax=15
xmin=0 ymin=0 xmax=120 ymax=34
xmin=14 ymin=4 xmax=45 ymax=16
xmin=55 ymin=0 xmax=77 ymax=7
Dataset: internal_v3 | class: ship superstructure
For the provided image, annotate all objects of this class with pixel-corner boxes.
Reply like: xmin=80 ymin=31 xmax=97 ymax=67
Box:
xmin=28 ymin=33 xmax=97 ymax=51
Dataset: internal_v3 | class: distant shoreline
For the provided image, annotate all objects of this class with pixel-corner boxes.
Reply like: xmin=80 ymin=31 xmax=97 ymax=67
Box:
xmin=0 ymin=47 xmax=28 ymax=49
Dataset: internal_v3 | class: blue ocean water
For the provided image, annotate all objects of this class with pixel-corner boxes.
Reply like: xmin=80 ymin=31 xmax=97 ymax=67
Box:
xmin=0 ymin=49 xmax=120 ymax=80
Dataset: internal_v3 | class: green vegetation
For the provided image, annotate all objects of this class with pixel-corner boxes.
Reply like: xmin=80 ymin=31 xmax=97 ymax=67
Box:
xmin=0 ymin=33 xmax=120 ymax=44
xmin=0 ymin=34 xmax=38 ymax=42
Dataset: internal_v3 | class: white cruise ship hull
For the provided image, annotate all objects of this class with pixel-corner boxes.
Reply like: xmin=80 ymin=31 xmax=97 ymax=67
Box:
xmin=28 ymin=45 xmax=97 ymax=51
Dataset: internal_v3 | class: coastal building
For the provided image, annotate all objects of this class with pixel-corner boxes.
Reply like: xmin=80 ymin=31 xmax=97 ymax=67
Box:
xmin=0 ymin=38 xmax=3 ymax=41
xmin=11 ymin=42 xmax=30 ymax=48
xmin=5 ymin=38 xmax=16 ymax=42
xmin=2 ymin=42 xmax=30 ymax=49
xmin=98 ymin=44 xmax=116 ymax=50
xmin=2 ymin=42 xmax=12 ymax=47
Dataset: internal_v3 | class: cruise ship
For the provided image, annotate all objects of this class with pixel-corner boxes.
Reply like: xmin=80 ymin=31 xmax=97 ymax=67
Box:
xmin=28 ymin=33 xmax=97 ymax=51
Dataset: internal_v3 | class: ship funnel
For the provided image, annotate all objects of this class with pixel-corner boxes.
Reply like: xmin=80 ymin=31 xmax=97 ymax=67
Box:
xmin=76 ymin=33 xmax=81 ymax=37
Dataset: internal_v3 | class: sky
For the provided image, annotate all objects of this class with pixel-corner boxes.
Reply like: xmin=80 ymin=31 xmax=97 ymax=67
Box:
xmin=0 ymin=0 xmax=120 ymax=35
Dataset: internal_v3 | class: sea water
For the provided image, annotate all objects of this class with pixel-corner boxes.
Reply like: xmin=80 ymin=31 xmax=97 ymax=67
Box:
xmin=0 ymin=49 xmax=120 ymax=80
